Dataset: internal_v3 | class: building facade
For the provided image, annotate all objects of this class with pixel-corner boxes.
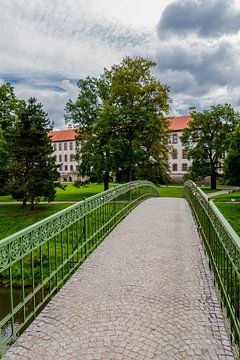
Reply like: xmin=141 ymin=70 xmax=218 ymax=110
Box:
xmin=50 ymin=112 xmax=192 ymax=182
xmin=49 ymin=129 xmax=79 ymax=182
xmin=168 ymin=115 xmax=192 ymax=180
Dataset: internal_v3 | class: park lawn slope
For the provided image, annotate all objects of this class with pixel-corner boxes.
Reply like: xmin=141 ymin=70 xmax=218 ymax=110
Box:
xmin=0 ymin=204 xmax=71 ymax=240
xmin=215 ymin=203 xmax=240 ymax=237
xmin=158 ymin=186 xmax=183 ymax=198
xmin=212 ymin=190 xmax=240 ymax=202
xmin=0 ymin=183 xmax=117 ymax=203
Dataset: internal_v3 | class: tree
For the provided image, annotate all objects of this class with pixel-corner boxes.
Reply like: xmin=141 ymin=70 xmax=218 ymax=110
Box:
xmin=182 ymin=104 xmax=240 ymax=189
xmin=65 ymin=75 xmax=113 ymax=190
xmin=65 ymin=57 xmax=170 ymax=189
xmin=7 ymin=97 xmax=62 ymax=208
xmin=224 ymin=125 xmax=240 ymax=186
xmin=0 ymin=83 xmax=20 ymax=192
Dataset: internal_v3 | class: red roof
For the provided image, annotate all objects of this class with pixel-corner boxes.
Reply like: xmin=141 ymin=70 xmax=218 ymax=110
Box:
xmin=169 ymin=115 xmax=191 ymax=131
xmin=49 ymin=129 xmax=78 ymax=142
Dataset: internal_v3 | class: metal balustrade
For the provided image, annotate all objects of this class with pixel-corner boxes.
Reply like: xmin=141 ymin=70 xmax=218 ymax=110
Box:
xmin=183 ymin=181 xmax=240 ymax=356
xmin=0 ymin=181 xmax=159 ymax=356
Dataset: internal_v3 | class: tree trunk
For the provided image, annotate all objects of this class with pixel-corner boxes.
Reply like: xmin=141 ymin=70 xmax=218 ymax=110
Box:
xmin=22 ymin=198 xmax=27 ymax=207
xmin=210 ymin=173 xmax=217 ymax=190
xmin=128 ymin=167 xmax=133 ymax=182
xmin=30 ymin=198 xmax=35 ymax=210
xmin=104 ymin=171 xmax=109 ymax=191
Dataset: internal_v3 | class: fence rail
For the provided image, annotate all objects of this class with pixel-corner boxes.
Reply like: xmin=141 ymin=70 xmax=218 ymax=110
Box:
xmin=183 ymin=180 xmax=240 ymax=356
xmin=0 ymin=181 xmax=159 ymax=356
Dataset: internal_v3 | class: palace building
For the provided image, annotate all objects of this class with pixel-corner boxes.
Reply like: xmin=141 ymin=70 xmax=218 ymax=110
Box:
xmin=168 ymin=114 xmax=191 ymax=181
xmin=49 ymin=129 xmax=79 ymax=182
xmin=50 ymin=110 xmax=193 ymax=182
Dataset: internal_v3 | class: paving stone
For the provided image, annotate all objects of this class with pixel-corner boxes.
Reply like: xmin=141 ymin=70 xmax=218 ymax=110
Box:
xmin=3 ymin=198 xmax=235 ymax=359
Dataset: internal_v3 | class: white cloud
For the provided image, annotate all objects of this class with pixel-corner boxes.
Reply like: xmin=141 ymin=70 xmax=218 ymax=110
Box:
xmin=0 ymin=0 xmax=240 ymax=128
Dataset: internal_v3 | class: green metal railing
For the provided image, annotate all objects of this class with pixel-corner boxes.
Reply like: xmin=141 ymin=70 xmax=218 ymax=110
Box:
xmin=183 ymin=181 xmax=240 ymax=356
xmin=0 ymin=181 xmax=159 ymax=355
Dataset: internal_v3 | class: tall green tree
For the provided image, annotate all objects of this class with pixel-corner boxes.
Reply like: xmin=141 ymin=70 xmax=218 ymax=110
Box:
xmin=182 ymin=104 xmax=240 ymax=189
xmin=7 ymin=97 xmax=62 ymax=208
xmin=65 ymin=75 xmax=112 ymax=190
xmin=65 ymin=57 xmax=170 ymax=188
xmin=224 ymin=125 xmax=240 ymax=186
xmin=106 ymin=57 xmax=170 ymax=182
xmin=0 ymin=83 xmax=20 ymax=192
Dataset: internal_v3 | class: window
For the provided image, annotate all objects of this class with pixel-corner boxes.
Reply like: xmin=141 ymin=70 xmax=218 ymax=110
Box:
xmin=59 ymin=154 xmax=62 ymax=162
xmin=64 ymin=154 xmax=68 ymax=162
xmin=70 ymin=165 xmax=73 ymax=171
xmin=65 ymin=165 xmax=68 ymax=171
xmin=69 ymin=142 xmax=73 ymax=150
xmin=182 ymin=163 xmax=188 ymax=171
xmin=70 ymin=154 xmax=74 ymax=162
xmin=172 ymin=149 xmax=178 ymax=159
xmin=53 ymin=143 xmax=56 ymax=151
xmin=182 ymin=149 xmax=187 ymax=159
xmin=172 ymin=134 xmax=178 ymax=144
xmin=59 ymin=165 xmax=62 ymax=171
xmin=64 ymin=142 xmax=67 ymax=150
xmin=172 ymin=164 xmax=178 ymax=171
xmin=59 ymin=143 xmax=62 ymax=151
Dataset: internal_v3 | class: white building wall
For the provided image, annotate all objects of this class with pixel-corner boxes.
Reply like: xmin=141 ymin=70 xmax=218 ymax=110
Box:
xmin=168 ymin=130 xmax=192 ymax=176
xmin=52 ymin=140 xmax=79 ymax=182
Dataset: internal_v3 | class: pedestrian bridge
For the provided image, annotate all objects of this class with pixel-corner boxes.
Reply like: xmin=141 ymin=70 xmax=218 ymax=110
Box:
xmin=0 ymin=182 xmax=239 ymax=359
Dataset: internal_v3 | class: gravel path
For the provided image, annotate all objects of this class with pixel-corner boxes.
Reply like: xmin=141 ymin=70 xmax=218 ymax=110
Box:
xmin=4 ymin=198 xmax=234 ymax=359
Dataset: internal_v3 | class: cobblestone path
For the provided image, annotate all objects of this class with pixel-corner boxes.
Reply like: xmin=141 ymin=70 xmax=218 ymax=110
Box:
xmin=4 ymin=198 xmax=234 ymax=359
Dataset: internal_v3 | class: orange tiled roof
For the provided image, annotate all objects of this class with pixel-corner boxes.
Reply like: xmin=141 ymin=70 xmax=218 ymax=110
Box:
xmin=169 ymin=115 xmax=191 ymax=131
xmin=49 ymin=129 xmax=78 ymax=142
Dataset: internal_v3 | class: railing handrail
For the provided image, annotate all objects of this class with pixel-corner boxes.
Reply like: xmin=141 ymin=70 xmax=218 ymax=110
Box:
xmin=183 ymin=180 xmax=240 ymax=355
xmin=186 ymin=180 xmax=240 ymax=248
xmin=0 ymin=180 xmax=156 ymax=247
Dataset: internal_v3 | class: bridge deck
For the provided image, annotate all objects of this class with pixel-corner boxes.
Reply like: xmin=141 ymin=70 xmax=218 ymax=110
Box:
xmin=4 ymin=198 xmax=234 ymax=359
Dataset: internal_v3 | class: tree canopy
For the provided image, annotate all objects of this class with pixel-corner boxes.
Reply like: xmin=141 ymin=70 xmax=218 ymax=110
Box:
xmin=7 ymin=97 xmax=62 ymax=208
xmin=0 ymin=83 xmax=20 ymax=193
xmin=65 ymin=56 xmax=170 ymax=189
xmin=224 ymin=125 xmax=240 ymax=186
xmin=181 ymin=104 xmax=240 ymax=189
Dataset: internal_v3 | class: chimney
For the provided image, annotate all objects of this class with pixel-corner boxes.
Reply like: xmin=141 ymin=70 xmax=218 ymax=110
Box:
xmin=189 ymin=106 xmax=196 ymax=115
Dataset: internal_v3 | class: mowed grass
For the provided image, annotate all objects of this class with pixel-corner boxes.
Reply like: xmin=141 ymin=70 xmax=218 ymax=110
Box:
xmin=0 ymin=183 xmax=110 ymax=203
xmin=212 ymin=190 xmax=240 ymax=203
xmin=0 ymin=183 xmax=115 ymax=240
xmin=158 ymin=186 xmax=183 ymax=198
xmin=0 ymin=204 xmax=71 ymax=240
xmin=215 ymin=203 xmax=240 ymax=236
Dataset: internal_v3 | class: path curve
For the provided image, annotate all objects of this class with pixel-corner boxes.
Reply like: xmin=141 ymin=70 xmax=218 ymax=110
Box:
xmin=4 ymin=198 xmax=234 ymax=359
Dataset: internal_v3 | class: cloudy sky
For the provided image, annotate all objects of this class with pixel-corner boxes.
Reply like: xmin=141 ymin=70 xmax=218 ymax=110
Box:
xmin=1 ymin=0 xmax=240 ymax=129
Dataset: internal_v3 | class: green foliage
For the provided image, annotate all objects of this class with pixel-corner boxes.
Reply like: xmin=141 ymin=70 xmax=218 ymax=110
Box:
xmin=224 ymin=125 xmax=240 ymax=186
xmin=0 ymin=83 xmax=20 ymax=193
xmin=7 ymin=97 xmax=63 ymax=208
xmin=65 ymin=57 xmax=170 ymax=188
xmin=182 ymin=104 xmax=240 ymax=189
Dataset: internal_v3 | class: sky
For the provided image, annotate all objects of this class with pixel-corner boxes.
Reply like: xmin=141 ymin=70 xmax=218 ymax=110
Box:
xmin=1 ymin=0 xmax=240 ymax=129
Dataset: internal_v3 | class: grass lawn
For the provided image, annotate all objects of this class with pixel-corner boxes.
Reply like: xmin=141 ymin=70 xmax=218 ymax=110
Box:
xmin=158 ymin=186 xmax=183 ymax=198
xmin=212 ymin=191 xmax=240 ymax=203
xmin=215 ymin=203 xmax=240 ymax=236
xmin=0 ymin=204 xmax=71 ymax=240
xmin=0 ymin=183 xmax=115 ymax=203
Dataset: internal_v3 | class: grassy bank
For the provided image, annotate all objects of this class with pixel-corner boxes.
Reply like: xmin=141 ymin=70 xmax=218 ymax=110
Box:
xmin=0 ymin=204 xmax=71 ymax=240
xmin=0 ymin=183 xmax=109 ymax=203
xmin=215 ymin=203 xmax=240 ymax=237
xmin=158 ymin=186 xmax=183 ymax=198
